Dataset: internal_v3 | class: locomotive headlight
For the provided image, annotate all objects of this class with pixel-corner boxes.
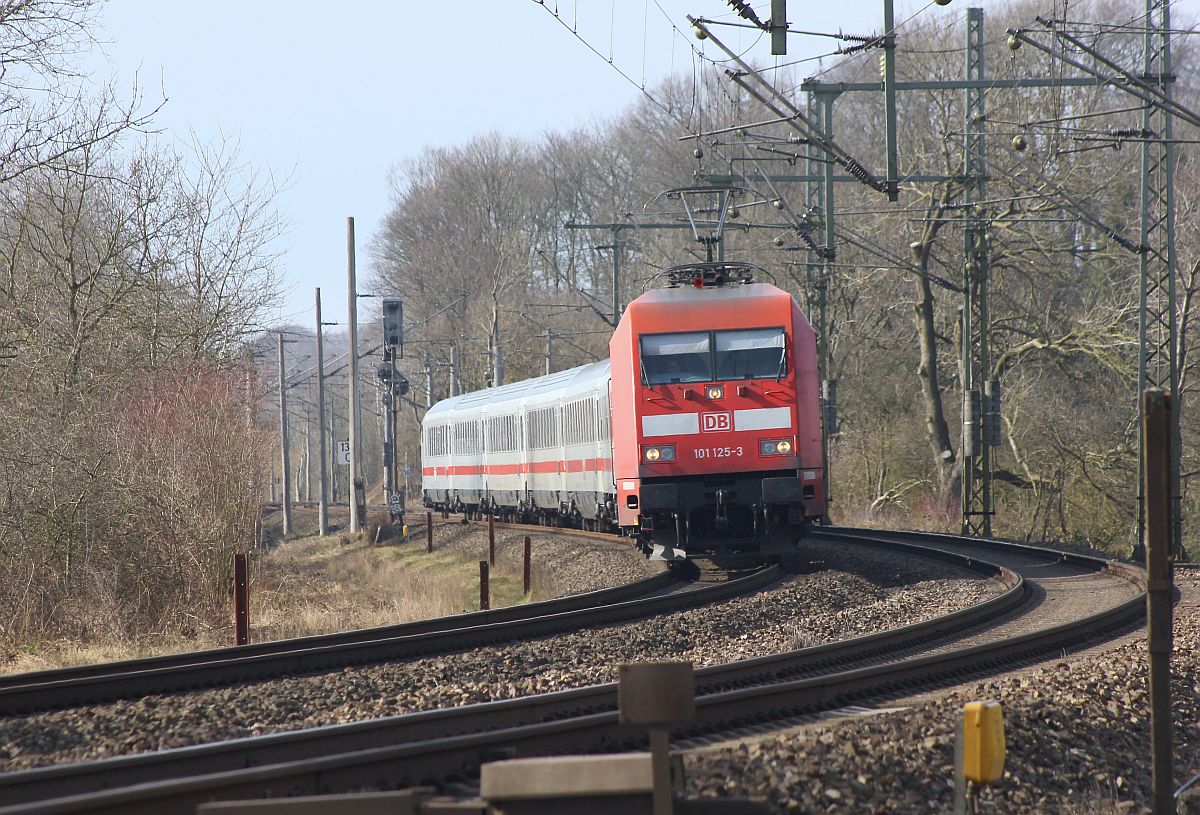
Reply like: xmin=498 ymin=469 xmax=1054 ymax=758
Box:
xmin=705 ymin=384 xmax=725 ymax=400
xmin=760 ymin=438 xmax=794 ymax=456
xmin=643 ymin=445 xmax=676 ymax=463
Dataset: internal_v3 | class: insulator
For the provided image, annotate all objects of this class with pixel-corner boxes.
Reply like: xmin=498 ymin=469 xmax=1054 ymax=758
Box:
xmin=839 ymin=41 xmax=874 ymax=56
xmin=726 ymin=0 xmax=764 ymax=28
xmin=963 ymin=389 xmax=982 ymax=458
xmin=842 ymin=156 xmax=885 ymax=192
xmin=1012 ymin=134 xmax=1028 ymax=151
xmin=984 ymin=379 xmax=1002 ymax=446
xmin=1007 ymin=33 xmax=1021 ymax=50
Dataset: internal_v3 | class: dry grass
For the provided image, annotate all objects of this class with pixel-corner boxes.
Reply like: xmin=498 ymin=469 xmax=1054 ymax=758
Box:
xmin=251 ymin=531 xmax=553 ymax=641
xmin=3 ymin=511 xmax=555 ymax=673
xmin=4 ymin=635 xmax=228 ymax=675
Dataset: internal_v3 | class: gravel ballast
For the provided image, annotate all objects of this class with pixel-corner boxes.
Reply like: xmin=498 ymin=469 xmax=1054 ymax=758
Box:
xmin=7 ymin=534 xmax=1183 ymax=815
xmin=684 ymin=568 xmax=1200 ymax=815
xmin=0 ymin=540 xmax=995 ymax=771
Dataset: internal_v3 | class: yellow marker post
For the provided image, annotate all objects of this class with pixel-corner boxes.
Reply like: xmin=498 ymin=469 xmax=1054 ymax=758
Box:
xmin=955 ymin=700 xmax=1005 ymax=814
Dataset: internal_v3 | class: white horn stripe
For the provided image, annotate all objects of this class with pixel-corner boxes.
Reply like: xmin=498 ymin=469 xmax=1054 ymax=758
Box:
xmin=734 ymin=407 xmax=792 ymax=431
xmin=641 ymin=407 xmax=792 ymax=436
xmin=642 ymin=412 xmax=699 ymax=436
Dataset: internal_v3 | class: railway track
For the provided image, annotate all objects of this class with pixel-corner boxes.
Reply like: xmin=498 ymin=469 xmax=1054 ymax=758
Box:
xmin=0 ymin=512 xmax=749 ymax=716
xmin=0 ymin=527 xmax=1144 ymax=814
xmin=0 ymin=563 xmax=777 ymax=716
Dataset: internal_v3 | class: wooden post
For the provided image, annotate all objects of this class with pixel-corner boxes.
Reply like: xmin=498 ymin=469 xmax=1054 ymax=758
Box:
xmin=426 ymin=510 xmax=434 ymax=553
xmin=479 ymin=561 xmax=490 ymax=610
xmin=1144 ymin=389 xmax=1175 ymax=815
xmin=233 ymin=553 xmax=249 ymax=646
xmin=523 ymin=535 xmax=532 ymax=595
xmin=649 ymin=729 xmax=672 ymax=815
xmin=488 ymin=512 xmax=496 ymax=566
xmin=618 ymin=662 xmax=695 ymax=815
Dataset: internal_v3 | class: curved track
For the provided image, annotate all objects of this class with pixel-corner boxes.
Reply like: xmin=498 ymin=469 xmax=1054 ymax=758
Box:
xmin=0 ymin=516 xmax=683 ymax=715
xmin=0 ymin=527 xmax=1144 ymax=814
xmin=0 ymin=563 xmax=780 ymax=716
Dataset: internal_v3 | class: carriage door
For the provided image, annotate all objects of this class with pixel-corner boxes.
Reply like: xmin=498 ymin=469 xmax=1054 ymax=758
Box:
xmin=604 ymin=382 xmax=616 ymax=490
xmin=519 ymin=402 xmax=531 ymax=509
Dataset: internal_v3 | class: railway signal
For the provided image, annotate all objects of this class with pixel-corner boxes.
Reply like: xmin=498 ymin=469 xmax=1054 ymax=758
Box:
xmin=378 ymin=297 xmax=405 ymax=503
xmin=382 ymin=298 xmax=403 ymax=349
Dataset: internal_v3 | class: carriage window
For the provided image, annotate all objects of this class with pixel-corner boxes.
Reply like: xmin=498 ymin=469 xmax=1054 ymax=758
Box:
xmin=714 ymin=328 xmax=786 ymax=381
xmin=640 ymin=332 xmax=712 ymax=384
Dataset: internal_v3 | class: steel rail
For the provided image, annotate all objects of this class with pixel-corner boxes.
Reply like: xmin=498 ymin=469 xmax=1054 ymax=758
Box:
xmin=815 ymin=526 xmax=1146 ymax=587
xmin=0 ymin=566 xmax=779 ymax=716
xmin=0 ymin=524 xmax=646 ymax=694
xmin=0 ymin=571 xmax=670 ymax=689
xmin=0 ymin=530 xmax=1145 ymax=815
xmin=0 ymin=534 xmax=1029 ymax=810
xmin=10 ymin=576 xmax=1138 ymax=815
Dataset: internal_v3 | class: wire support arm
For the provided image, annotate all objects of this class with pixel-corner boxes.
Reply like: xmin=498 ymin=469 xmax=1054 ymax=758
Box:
xmin=688 ymin=15 xmax=887 ymax=196
xmin=1007 ymin=25 xmax=1200 ymax=130
xmin=722 ymin=70 xmax=886 ymax=195
xmin=989 ymin=159 xmax=1147 ymax=256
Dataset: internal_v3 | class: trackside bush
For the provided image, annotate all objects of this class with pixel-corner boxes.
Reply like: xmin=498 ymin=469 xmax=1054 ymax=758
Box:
xmin=0 ymin=363 xmax=272 ymax=651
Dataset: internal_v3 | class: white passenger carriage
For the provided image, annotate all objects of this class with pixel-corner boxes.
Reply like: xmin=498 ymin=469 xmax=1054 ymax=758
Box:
xmin=421 ymin=360 xmax=616 ymax=526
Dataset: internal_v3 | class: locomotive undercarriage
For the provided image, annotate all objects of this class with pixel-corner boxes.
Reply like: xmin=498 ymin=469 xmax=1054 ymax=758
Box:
xmin=635 ymin=472 xmax=809 ymax=559
xmin=424 ymin=472 xmax=810 ymax=560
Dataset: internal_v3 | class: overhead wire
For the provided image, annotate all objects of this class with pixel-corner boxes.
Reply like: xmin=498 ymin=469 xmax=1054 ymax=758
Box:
xmin=530 ymin=0 xmax=676 ymax=116
xmin=531 ymin=0 xmax=1174 ymax=321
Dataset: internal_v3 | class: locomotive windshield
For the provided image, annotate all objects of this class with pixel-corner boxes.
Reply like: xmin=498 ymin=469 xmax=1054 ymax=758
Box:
xmin=715 ymin=328 xmax=786 ymax=380
xmin=641 ymin=332 xmax=712 ymax=384
xmin=640 ymin=328 xmax=786 ymax=385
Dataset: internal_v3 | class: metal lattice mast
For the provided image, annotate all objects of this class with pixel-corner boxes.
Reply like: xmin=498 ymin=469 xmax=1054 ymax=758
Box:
xmin=1138 ymin=0 xmax=1181 ymax=557
xmin=807 ymin=90 xmax=837 ymax=511
xmin=961 ymin=7 xmax=993 ymax=537
xmin=804 ymin=91 xmax=823 ymax=351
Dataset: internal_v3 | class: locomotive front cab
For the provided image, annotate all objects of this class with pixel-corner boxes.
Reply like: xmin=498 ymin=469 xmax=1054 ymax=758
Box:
xmin=609 ymin=264 xmax=826 ymax=559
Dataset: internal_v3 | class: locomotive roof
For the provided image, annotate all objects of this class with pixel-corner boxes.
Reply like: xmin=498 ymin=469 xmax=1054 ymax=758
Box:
xmin=632 ymin=280 xmax=791 ymax=308
xmin=425 ymin=359 xmax=611 ymax=418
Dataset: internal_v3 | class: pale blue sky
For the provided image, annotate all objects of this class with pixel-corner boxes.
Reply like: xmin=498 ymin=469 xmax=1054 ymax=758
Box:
xmin=83 ymin=0 xmax=1194 ymax=333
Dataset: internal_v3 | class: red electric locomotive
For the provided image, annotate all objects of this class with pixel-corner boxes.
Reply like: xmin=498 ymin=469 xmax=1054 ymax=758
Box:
xmin=610 ymin=262 xmax=825 ymax=558
xmin=421 ymin=261 xmax=826 ymax=560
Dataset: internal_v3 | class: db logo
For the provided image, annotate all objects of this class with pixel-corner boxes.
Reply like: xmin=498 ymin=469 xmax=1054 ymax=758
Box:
xmin=701 ymin=412 xmax=732 ymax=432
